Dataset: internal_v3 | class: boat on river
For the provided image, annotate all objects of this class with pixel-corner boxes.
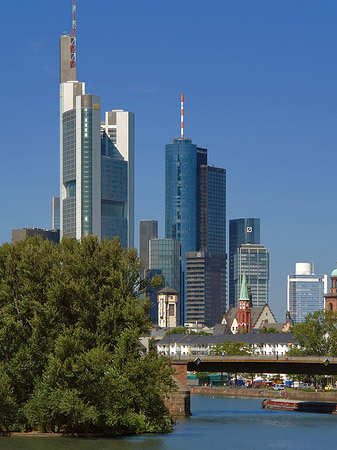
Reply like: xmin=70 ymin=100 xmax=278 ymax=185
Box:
xmin=262 ymin=398 xmax=337 ymax=414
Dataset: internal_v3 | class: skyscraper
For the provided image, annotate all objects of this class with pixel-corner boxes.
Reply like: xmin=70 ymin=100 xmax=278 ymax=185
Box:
xmin=287 ymin=263 xmax=327 ymax=323
xmin=165 ymin=95 xmax=227 ymax=323
xmin=199 ymin=165 xmax=226 ymax=253
xmin=229 ymin=218 xmax=260 ymax=307
xmin=185 ymin=250 xmax=226 ymax=326
xmin=139 ymin=220 xmax=158 ymax=269
xmin=59 ymin=3 xmax=134 ymax=246
xmin=233 ymin=243 xmax=269 ymax=307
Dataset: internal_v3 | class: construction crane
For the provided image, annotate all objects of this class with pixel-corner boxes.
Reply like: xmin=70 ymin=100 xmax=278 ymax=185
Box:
xmin=70 ymin=0 xmax=76 ymax=68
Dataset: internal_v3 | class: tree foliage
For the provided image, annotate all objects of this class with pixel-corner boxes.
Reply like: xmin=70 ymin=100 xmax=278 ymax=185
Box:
xmin=288 ymin=310 xmax=337 ymax=356
xmin=0 ymin=236 xmax=175 ymax=435
xmin=211 ymin=341 xmax=251 ymax=355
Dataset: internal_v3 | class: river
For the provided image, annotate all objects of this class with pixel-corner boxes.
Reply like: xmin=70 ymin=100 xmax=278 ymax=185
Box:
xmin=1 ymin=395 xmax=336 ymax=450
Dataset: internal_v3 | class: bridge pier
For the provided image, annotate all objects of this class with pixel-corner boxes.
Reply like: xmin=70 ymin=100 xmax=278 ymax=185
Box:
xmin=165 ymin=363 xmax=191 ymax=416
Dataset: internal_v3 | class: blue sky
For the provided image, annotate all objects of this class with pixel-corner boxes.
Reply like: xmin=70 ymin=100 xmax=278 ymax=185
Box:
xmin=1 ymin=0 xmax=337 ymax=320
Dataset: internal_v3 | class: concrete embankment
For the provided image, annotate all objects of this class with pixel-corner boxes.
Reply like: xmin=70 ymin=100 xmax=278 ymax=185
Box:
xmin=190 ymin=386 xmax=337 ymax=402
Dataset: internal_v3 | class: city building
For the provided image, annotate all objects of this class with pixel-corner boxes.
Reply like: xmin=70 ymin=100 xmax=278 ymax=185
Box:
xmin=59 ymin=5 xmax=134 ymax=246
xmin=139 ymin=220 xmax=158 ymax=270
xmin=287 ymin=263 xmax=327 ymax=323
xmin=149 ymin=238 xmax=181 ymax=321
xmin=324 ymin=268 xmax=337 ymax=311
xmin=51 ymin=196 xmax=60 ymax=230
xmin=101 ymin=111 xmax=134 ymax=247
xmin=157 ymin=286 xmax=178 ymax=328
xmin=185 ymin=251 xmax=226 ymax=327
xmin=142 ymin=268 xmax=163 ymax=324
xmin=12 ymin=228 xmax=60 ymax=244
xmin=199 ymin=166 xmax=226 ymax=253
xmin=165 ymin=95 xmax=227 ymax=323
xmin=233 ymin=244 xmax=269 ymax=307
xmin=229 ymin=218 xmax=260 ymax=307
xmin=157 ymin=332 xmax=296 ymax=357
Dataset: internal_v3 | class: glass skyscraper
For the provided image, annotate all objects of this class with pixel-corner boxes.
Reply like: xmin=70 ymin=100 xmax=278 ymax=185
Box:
xmin=233 ymin=244 xmax=269 ymax=307
xmin=59 ymin=34 xmax=134 ymax=246
xmin=229 ymin=218 xmax=260 ymax=307
xmin=287 ymin=263 xmax=327 ymax=323
xmin=165 ymin=139 xmax=200 ymax=262
xmin=139 ymin=220 xmax=158 ymax=270
xmin=199 ymin=166 xmax=226 ymax=253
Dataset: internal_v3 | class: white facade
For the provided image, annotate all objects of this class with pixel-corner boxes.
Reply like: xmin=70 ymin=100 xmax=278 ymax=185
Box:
xmin=157 ymin=339 xmax=295 ymax=357
xmin=101 ymin=111 xmax=135 ymax=247
xmin=157 ymin=292 xmax=178 ymax=328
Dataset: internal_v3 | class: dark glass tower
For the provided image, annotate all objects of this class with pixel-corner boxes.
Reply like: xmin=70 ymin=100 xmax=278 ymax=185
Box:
xmin=229 ymin=218 xmax=260 ymax=308
xmin=199 ymin=166 xmax=226 ymax=253
xmin=139 ymin=220 xmax=158 ymax=270
xmin=165 ymin=138 xmax=207 ymax=323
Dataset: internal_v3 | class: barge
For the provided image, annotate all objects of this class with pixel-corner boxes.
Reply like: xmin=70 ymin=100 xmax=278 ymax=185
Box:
xmin=262 ymin=398 xmax=337 ymax=414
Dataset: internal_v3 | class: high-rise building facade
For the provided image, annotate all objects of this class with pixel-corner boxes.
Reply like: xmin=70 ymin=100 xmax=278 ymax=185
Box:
xmin=59 ymin=14 xmax=134 ymax=246
xmin=149 ymin=238 xmax=181 ymax=322
xmin=287 ymin=263 xmax=327 ymax=323
xmin=233 ymin=244 xmax=269 ymax=307
xmin=199 ymin=166 xmax=226 ymax=253
xmin=185 ymin=251 xmax=226 ymax=327
xmin=139 ymin=220 xmax=158 ymax=269
xmin=229 ymin=218 xmax=260 ymax=307
xmin=101 ymin=111 xmax=134 ymax=247
xmin=51 ymin=196 xmax=60 ymax=230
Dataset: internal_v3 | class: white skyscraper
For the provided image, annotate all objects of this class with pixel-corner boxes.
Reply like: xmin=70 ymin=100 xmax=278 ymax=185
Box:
xmin=59 ymin=9 xmax=134 ymax=246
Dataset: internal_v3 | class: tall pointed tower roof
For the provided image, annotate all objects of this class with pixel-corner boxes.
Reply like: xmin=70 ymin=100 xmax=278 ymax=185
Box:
xmin=239 ymin=272 xmax=249 ymax=301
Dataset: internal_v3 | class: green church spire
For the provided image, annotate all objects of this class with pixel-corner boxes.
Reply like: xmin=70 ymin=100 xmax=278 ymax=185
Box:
xmin=239 ymin=271 xmax=249 ymax=301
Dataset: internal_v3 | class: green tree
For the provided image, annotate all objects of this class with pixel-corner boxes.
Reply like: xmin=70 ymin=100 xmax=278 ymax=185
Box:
xmin=288 ymin=310 xmax=337 ymax=356
xmin=211 ymin=341 xmax=251 ymax=355
xmin=0 ymin=236 xmax=175 ymax=435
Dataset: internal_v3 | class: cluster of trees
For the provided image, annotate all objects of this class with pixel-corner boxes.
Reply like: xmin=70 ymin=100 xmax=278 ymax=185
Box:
xmin=289 ymin=310 xmax=337 ymax=356
xmin=0 ymin=236 xmax=175 ymax=435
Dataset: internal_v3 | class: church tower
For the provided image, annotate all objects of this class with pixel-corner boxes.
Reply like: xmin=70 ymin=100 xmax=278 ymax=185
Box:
xmin=324 ymin=268 xmax=337 ymax=312
xmin=237 ymin=272 xmax=251 ymax=333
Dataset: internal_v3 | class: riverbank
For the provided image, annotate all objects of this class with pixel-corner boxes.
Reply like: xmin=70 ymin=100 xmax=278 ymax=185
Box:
xmin=190 ymin=386 xmax=337 ymax=401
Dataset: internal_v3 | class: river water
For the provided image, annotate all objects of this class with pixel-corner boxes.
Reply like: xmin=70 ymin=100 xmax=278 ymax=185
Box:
xmin=1 ymin=395 xmax=336 ymax=450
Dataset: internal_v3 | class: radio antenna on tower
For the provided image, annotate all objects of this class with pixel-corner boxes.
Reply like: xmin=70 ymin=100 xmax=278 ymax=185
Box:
xmin=181 ymin=94 xmax=184 ymax=139
xmin=70 ymin=0 xmax=77 ymax=68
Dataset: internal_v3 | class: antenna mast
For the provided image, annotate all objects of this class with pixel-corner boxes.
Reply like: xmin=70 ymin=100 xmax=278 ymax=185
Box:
xmin=70 ymin=0 xmax=77 ymax=68
xmin=181 ymin=94 xmax=184 ymax=139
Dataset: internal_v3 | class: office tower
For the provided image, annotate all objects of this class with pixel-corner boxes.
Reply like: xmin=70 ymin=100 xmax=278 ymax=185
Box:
xmin=51 ymin=196 xmax=60 ymax=230
xmin=165 ymin=95 xmax=227 ymax=323
xmin=287 ymin=263 xmax=327 ymax=323
xmin=59 ymin=3 xmax=134 ymax=246
xmin=199 ymin=166 xmax=226 ymax=253
xmin=229 ymin=218 xmax=260 ymax=307
xmin=149 ymin=238 xmax=181 ymax=323
xmin=185 ymin=251 xmax=226 ymax=327
xmin=12 ymin=228 xmax=60 ymax=244
xmin=101 ymin=111 xmax=134 ymax=247
xmin=233 ymin=244 xmax=269 ymax=307
xmin=139 ymin=220 xmax=158 ymax=269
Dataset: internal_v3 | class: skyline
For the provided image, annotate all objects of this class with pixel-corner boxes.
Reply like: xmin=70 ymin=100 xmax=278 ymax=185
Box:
xmin=1 ymin=0 xmax=337 ymax=320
